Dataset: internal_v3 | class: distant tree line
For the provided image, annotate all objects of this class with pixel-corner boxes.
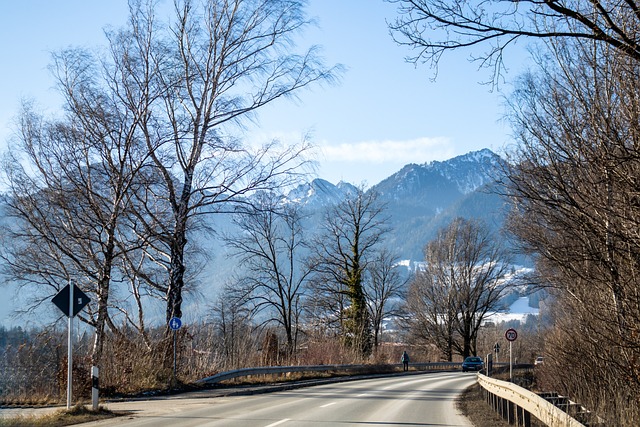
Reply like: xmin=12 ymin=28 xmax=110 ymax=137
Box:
xmin=0 ymin=210 xmax=516 ymax=402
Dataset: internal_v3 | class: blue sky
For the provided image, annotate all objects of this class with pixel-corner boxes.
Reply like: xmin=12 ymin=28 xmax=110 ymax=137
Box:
xmin=0 ymin=0 xmax=518 ymax=187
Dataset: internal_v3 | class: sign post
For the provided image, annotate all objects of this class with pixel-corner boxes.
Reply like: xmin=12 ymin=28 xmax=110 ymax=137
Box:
xmin=67 ymin=284 xmax=73 ymax=409
xmin=169 ymin=317 xmax=182 ymax=385
xmin=52 ymin=283 xmax=90 ymax=410
xmin=505 ymin=328 xmax=518 ymax=382
xmin=91 ymin=366 xmax=99 ymax=411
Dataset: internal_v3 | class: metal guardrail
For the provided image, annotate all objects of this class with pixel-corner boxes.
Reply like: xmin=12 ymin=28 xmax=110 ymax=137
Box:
xmin=196 ymin=362 xmax=460 ymax=385
xmin=478 ymin=373 xmax=590 ymax=427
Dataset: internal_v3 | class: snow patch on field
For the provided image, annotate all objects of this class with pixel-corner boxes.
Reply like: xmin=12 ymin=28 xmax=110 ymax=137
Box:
xmin=487 ymin=297 xmax=539 ymax=323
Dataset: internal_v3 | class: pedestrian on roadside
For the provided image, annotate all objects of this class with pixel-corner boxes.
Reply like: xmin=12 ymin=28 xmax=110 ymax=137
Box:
xmin=401 ymin=350 xmax=410 ymax=372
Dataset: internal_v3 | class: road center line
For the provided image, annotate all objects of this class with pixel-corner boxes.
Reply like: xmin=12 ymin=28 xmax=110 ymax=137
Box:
xmin=264 ymin=418 xmax=290 ymax=427
xmin=320 ymin=401 xmax=337 ymax=408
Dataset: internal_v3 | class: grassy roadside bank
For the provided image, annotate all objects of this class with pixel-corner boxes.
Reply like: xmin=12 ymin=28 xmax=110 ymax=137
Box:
xmin=0 ymin=405 xmax=123 ymax=427
xmin=457 ymin=382 xmax=512 ymax=427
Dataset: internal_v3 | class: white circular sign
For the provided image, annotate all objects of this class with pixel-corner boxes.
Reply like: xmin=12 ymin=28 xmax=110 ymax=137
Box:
xmin=505 ymin=328 xmax=518 ymax=342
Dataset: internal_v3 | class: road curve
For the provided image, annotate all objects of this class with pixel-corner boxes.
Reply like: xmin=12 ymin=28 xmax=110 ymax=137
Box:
xmin=84 ymin=372 xmax=477 ymax=427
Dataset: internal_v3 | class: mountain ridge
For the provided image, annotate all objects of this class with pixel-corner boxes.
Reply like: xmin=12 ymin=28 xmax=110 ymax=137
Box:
xmin=281 ymin=149 xmax=508 ymax=261
xmin=286 ymin=148 xmax=503 ymax=205
xmin=0 ymin=148 xmax=516 ymax=326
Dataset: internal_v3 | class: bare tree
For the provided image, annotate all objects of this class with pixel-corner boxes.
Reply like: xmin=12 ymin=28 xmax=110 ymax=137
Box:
xmin=114 ymin=0 xmax=339 ymax=328
xmin=503 ymin=35 xmax=640 ymax=423
xmin=407 ymin=218 xmax=510 ymax=360
xmin=309 ymin=187 xmax=389 ymax=358
xmin=388 ymin=0 xmax=640 ymax=80
xmin=210 ymin=290 xmax=258 ymax=370
xmin=364 ymin=249 xmax=407 ymax=349
xmin=1 ymin=37 xmax=151 ymax=366
xmin=224 ymin=192 xmax=311 ymax=358
xmin=407 ymin=260 xmax=457 ymax=361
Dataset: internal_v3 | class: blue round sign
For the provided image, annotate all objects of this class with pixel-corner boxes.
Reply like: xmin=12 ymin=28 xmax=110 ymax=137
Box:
xmin=169 ymin=317 xmax=182 ymax=330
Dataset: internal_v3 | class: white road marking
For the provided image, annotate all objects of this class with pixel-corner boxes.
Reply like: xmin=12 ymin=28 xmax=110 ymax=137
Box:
xmin=264 ymin=419 xmax=290 ymax=427
xmin=320 ymin=401 xmax=337 ymax=408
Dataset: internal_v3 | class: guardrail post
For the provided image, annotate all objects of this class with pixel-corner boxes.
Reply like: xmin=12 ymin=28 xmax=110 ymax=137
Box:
xmin=514 ymin=403 xmax=529 ymax=426
xmin=522 ymin=407 xmax=531 ymax=427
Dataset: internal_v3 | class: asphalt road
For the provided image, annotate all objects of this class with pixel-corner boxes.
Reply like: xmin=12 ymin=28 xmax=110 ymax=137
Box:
xmin=82 ymin=372 xmax=477 ymax=427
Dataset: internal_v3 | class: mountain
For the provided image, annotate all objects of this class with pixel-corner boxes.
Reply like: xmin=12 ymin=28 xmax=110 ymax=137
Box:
xmin=376 ymin=148 xmax=502 ymax=197
xmin=283 ymin=149 xmax=510 ymax=262
xmin=0 ymin=149 xmax=520 ymax=326
xmin=283 ymin=179 xmax=358 ymax=207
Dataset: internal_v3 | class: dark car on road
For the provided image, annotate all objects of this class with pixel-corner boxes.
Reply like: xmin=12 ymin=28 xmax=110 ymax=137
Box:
xmin=461 ymin=356 xmax=484 ymax=372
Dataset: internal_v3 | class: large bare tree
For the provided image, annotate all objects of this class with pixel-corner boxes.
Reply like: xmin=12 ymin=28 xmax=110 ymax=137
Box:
xmin=388 ymin=0 xmax=640 ymax=422
xmin=116 ymin=0 xmax=339 ymax=327
xmin=407 ymin=218 xmax=510 ymax=360
xmin=388 ymin=0 xmax=640 ymax=79
xmin=309 ymin=187 xmax=389 ymax=358
xmin=1 ymin=0 xmax=338 ymax=369
xmin=364 ymin=248 xmax=407 ymax=349
xmin=503 ymin=35 xmax=640 ymax=423
xmin=1 ymin=39 xmax=151 ymax=365
xmin=224 ymin=192 xmax=312 ymax=358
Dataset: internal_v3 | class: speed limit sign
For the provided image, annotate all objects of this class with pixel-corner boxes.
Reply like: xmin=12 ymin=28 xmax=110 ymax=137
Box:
xmin=505 ymin=328 xmax=518 ymax=342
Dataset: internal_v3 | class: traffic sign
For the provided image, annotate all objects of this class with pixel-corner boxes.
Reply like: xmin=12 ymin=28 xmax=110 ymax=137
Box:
xmin=505 ymin=328 xmax=518 ymax=342
xmin=51 ymin=283 xmax=92 ymax=410
xmin=169 ymin=317 xmax=182 ymax=330
xmin=52 ymin=284 xmax=91 ymax=317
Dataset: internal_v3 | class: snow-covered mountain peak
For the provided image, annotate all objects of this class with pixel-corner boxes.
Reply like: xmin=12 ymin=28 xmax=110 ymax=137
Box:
xmin=283 ymin=178 xmax=352 ymax=207
xmin=284 ymin=149 xmax=504 ymax=208
xmin=421 ymin=149 xmax=503 ymax=194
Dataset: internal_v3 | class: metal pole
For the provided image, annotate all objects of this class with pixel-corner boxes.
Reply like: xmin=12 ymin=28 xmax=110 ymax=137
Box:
xmin=509 ymin=340 xmax=513 ymax=382
xmin=173 ymin=329 xmax=177 ymax=385
xmin=67 ymin=282 xmax=74 ymax=410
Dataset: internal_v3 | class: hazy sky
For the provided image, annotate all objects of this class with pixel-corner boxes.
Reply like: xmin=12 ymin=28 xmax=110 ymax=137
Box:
xmin=0 ymin=0 xmax=520 ymax=187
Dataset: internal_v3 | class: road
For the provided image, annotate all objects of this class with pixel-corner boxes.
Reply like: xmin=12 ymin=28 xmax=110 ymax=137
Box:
xmin=82 ymin=372 xmax=477 ymax=427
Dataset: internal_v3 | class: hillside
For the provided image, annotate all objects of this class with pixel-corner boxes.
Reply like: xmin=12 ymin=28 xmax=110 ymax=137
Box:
xmin=0 ymin=149 xmax=523 ymax=326
xmin=282 ymin=149 xmax=510 ymax=261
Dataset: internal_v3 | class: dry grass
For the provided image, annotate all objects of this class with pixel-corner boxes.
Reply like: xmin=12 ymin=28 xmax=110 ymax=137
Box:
xmin=0 ymin=405 xmax=124 ymax=427
xmin=457 ymin=382 xmax=546 ymax=427
xmin=457 ymin=383 xmax=512 ymax=427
